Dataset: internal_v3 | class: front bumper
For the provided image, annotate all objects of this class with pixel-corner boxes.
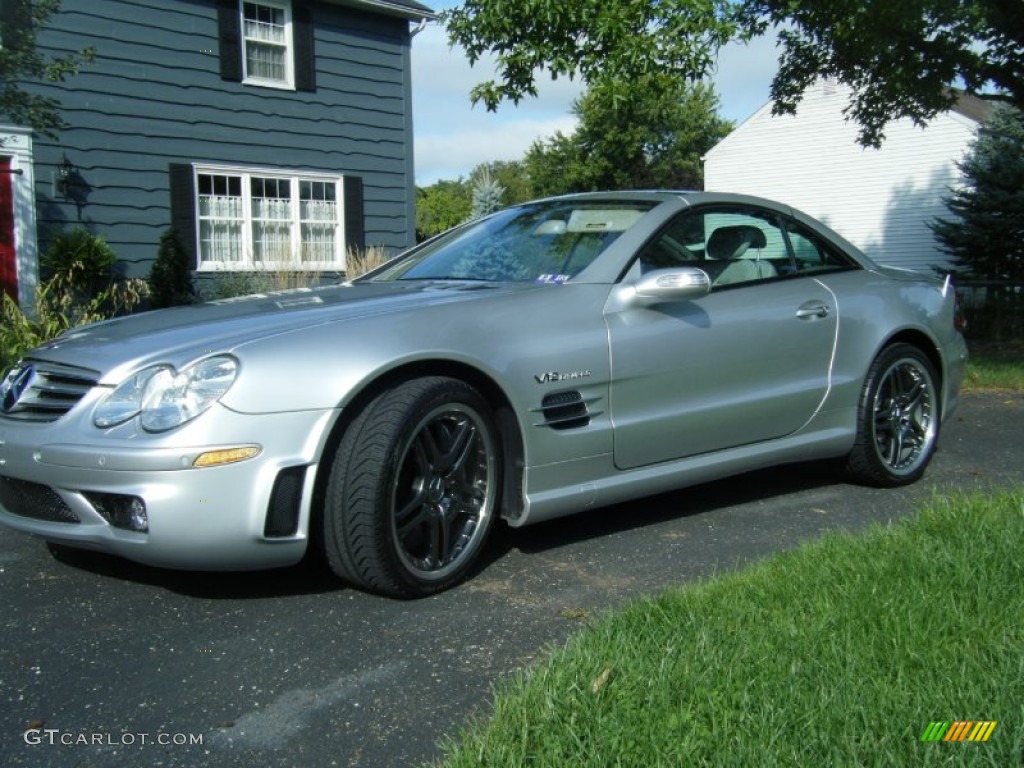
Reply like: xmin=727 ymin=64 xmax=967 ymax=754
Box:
xmin=0 ymin=404 xmax=338 ymax=570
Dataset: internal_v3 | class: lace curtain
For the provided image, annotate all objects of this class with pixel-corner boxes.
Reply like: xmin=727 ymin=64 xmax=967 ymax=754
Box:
xmin=197 ymin=173 xmax=341 ymax=267
xmin=244 ymin=4 xmax=287 ymax=82
xmin=300 ymin=199 xmax=337 ymax=263
xmin=199 ymin=194 xmax=243 ymax=264
xmin=252 ymin=196 xmax=292 ymax=262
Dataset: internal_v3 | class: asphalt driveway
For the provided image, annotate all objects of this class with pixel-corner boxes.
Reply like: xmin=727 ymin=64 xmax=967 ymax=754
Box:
xmin=1 ymin=392 xmax=1021 ymax=768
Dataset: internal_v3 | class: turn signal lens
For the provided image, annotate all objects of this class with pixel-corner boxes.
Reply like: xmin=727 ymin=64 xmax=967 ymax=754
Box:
xmin=192 ymin=446 xmax=261 ymax=468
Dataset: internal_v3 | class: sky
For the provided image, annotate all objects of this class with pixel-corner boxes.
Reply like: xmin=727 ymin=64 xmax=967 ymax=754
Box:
xmin=410 ymin=3 xmax=782 ymax=185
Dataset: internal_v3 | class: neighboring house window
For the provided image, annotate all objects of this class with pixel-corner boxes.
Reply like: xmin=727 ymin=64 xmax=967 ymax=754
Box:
xmin=217 ymin=0 xmax=315 ymax=91
xmin=242 ymin=1 xmax=292 ymax=87
xmin=190 ymin=167 xmax=347 ymax=270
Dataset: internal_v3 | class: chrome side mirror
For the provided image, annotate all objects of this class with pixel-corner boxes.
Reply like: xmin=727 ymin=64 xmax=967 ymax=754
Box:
xmin=629 ymin=267 xmax=711 ymax=306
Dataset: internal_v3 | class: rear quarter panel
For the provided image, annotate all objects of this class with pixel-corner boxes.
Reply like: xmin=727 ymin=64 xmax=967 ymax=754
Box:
xmin=817 ymin=268 xmax=965 ymax=420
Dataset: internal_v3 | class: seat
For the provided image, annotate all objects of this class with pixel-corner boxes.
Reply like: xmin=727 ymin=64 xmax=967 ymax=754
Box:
xmin=705 ymin=225 xmax=777 ymax=285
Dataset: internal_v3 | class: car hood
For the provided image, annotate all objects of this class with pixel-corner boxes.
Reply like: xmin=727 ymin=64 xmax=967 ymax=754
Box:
xmin=27 ymin=281 xmax=539 ymax=381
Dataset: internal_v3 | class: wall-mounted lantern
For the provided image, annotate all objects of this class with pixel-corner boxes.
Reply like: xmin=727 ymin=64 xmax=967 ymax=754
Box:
xmin=55 ymin=155 xmax=74 ymax=198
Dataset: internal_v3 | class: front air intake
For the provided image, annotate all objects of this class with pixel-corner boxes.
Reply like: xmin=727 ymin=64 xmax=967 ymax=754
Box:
xmin=0 ymin=476 xmax=80 ymax=523
xmin=264 ymin=466 xmax=306 ymax=537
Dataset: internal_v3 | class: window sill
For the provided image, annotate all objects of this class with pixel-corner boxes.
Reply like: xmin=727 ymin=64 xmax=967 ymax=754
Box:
xmin=241 ymin=77 xmax=296 ymax=91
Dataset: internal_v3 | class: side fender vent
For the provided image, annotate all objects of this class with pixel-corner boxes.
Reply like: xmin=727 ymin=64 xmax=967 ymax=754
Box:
xmin=536 ymin=390 xmax=592 ymax=430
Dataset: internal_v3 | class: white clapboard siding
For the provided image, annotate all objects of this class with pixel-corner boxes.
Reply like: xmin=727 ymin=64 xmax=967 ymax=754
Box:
xmin=704 ymin=82 xmax=985 ymax=271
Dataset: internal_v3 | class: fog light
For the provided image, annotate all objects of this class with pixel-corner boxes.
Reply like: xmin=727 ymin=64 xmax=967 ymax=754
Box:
xmin=127 ymin=497 xmax=148 ymax=531
xmin=84 ymin=492 xmax=148 ymax=532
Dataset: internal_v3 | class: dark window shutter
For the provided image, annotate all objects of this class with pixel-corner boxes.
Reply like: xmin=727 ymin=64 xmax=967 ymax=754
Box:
xmin=218 ymin=0 xmax=242 ymax=82
xmin=343 ymin=176 xmax=365 ymax=255
xmin=168 ymin=164 xmax=198 ymax=268
xmin=1 ymin=0 xmax=31 ymax=48
xmin=293 ymin=2 xmax=316 ymax=92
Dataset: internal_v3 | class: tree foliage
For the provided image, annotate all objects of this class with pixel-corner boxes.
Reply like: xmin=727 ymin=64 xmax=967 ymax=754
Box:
xmin=0 ymin=0 xmax=95 ymax=140
xmin=415 ymin=179 xmax=472 ymax=241
xmin=932 ymin=106 xmax=1024 ymax=340
xmin=739 ymin=0 xmax=1024 ymax=146
xmin=933 ymin=106 xmax=1024 ymax=284
xmin=444 ymin=0 xmax=735 ymax=111
xmin=525 ymin=76 xmax=732 ymax=195
xmin=416 ymin=162 xmax=532 ymax=241
xmin=444 ymin=0 xmax=1023 ymax=148
xmin=469 ymin=166 xmax=505 ymax=219
xmin=471 ymin=161 xmax=532 ymax=207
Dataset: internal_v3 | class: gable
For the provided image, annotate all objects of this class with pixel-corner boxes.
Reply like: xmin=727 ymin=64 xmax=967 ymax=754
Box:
xmin=703 ymin=82 xmax=985 ymax=271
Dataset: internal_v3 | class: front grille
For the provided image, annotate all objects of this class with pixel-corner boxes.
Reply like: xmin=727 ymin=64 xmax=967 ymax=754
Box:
xmin=0 ymin=476 xmax=80 ymax=523
xmin=0 ymin=359 xmax=99 ymax=423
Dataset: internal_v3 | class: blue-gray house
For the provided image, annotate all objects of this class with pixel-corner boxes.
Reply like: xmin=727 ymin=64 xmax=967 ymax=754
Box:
xmin=0 ymin=0 xmax=434 ymax=306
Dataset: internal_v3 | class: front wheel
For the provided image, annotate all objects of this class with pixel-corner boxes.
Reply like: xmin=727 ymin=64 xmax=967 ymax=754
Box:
xmin=846 ymin=343 xmax=940 ymax=487
xmin=323 ymin=377 xmax=501 ymax=597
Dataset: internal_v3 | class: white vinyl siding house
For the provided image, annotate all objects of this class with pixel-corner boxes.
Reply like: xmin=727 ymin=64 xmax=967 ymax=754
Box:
xmin=703 ymin=81 xmax=991 ymax=272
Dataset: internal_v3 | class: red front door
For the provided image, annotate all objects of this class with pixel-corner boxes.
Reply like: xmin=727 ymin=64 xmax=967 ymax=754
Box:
xmin=0 ymin=157 xmax=17 ymax=302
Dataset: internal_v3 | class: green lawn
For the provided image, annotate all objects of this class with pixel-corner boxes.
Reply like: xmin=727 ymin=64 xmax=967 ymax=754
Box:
xmin=965 ymin=341 xmax=1024 ymax=392
xmin=435 ymin=489 xmax=1024 ymax=766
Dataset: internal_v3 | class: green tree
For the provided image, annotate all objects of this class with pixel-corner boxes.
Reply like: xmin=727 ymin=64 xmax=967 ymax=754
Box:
xmin=525 ymin=76 xmax=732 ymax=195
xmin=933 ymin=107 xmax=1024 ymax=283
xmin=444 ymin=0 xmax=1022 ymax=148
xmin=932 ymin=106 xmax=1024 ymax=338
xmin=415 ymin=179 xmax=472 ymax=241
xmin=470 ymin=161 xmax=532 ymax=206
xmin=0 ymin=0 xmax=95 ymax=141
xmin=469 ymin=166 xmax=505 ymax=219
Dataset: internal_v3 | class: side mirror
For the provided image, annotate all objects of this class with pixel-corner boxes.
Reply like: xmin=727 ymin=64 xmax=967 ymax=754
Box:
xmin=629 ymin=267 xmax=710 ymax=306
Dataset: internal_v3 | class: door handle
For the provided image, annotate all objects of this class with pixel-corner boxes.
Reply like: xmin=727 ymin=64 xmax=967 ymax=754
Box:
xmin=795 ymin=302 xmax=830 ymax=319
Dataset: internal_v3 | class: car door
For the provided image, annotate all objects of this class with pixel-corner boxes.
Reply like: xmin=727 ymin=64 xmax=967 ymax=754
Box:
xmin=606 ymin=205 xmax=838 ymax=470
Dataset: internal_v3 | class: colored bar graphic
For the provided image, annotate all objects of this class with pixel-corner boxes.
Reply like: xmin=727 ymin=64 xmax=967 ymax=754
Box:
xmin=920 ymin=721 xmax=997 ymax=742
xmin=969 ymin=722 xmax=998 ymax=742
xmin=945 ymin=721 xmax=972 ymax=741
xmin=920 ymin=722 xmax=949 ymax=742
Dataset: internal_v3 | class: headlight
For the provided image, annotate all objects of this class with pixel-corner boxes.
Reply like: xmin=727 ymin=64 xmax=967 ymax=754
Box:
xmin=94 ymin=356 xmax=238 ymax=431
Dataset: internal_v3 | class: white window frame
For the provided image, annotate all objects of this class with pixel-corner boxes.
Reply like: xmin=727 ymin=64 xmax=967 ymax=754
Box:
xmin=240 ymin=0 xmax=295 ymax=90
xmin=193 ymin=164 xmax=346 ymax=272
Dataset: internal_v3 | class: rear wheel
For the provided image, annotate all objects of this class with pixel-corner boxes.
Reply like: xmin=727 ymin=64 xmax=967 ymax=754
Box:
xmin=323 ymin=377 xmax=500 ymax=597
xmin=846 ymin=343 xmax=939 ymax=486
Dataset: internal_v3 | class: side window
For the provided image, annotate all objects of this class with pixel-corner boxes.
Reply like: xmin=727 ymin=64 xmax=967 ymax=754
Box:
xmin=637 ymin=207 xmax=793 ymax=288
xmin=784 ymin=221 xmax=858 ymax=274
xmin=636 ymin=215 xmax=704 ymax=271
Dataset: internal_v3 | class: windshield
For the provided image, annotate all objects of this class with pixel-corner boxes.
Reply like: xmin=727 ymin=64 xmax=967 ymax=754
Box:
xmin=370 ymin=200 xmax=657 ymax=284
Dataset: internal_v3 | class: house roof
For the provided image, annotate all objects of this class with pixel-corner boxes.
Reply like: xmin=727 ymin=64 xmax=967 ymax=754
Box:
xmin=951 ymin=90 xmax=996 ymax=124
xmin=330 ymin=0 xmax=436 ymax=21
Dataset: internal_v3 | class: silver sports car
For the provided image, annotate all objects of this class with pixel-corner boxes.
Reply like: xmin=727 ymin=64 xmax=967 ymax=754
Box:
xmin=0 ymin=192 xmax=967 ymax=597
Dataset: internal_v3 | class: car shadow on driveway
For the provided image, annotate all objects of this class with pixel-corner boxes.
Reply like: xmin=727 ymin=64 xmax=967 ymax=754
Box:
xmin=42 ymin=458 xmax=846 ymax=599
xmin=490 ymin=458 xmax=845 ymax=558
xmin=44 ymin=542 xmax=344 ymax=599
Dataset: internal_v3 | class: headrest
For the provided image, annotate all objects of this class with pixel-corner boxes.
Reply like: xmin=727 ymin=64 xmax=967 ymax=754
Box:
xmin=706 ymin=225 xmax=768 ymax=259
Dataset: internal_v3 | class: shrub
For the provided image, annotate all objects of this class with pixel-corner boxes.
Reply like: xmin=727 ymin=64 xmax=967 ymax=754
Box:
xmin=148 ymin=228 xmax=196 ymax=308
xmin=0 ymin=268 xmax=145 ymax=371
xmin=40 ymin=226 xmax=117 ymax=301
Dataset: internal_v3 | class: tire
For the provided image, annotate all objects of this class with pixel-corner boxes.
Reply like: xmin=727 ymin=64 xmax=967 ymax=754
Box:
xmin=846 ymin=343 xmax=940 ymax=487
xmin=323 ymin=377 xmax=501 ymax=597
